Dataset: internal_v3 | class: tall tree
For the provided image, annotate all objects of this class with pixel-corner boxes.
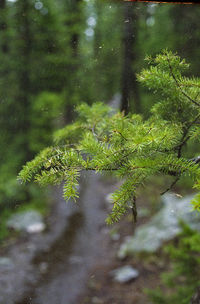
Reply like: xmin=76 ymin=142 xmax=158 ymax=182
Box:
xmin=121 ymin=2 xmax=140 ymax=114
xmin=89 ymin=0 xmax=122 ymax=102
xmin=0 ymin=0 xmax=8 ymax=53
xmin=170 ymin=5 xmax=200 ymax=76
xmin=63 ymin=0 xmax=85 ymax=122
xmin=69 ymin=0 xmax=82 ymax=58
xmin=14 ymin=0 xmax=32 ymax=160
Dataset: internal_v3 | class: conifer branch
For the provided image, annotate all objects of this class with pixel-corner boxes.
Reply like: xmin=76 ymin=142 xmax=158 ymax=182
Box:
xmin=161 ymin=176 xmax=180 ymax=195
xmin=18 ymin=52 xmax=200 ymax=223
xmin=176 ymin=113 xmax=200 ymax=158
xmin=166 ymin=54 xmax=200 ymax=108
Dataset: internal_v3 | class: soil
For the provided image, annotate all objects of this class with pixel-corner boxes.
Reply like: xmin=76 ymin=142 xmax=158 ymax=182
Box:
xmin=78 ymin=202 xmax=167 ymax=304
xmin=0 ymin=174 xmax=168 ymax=304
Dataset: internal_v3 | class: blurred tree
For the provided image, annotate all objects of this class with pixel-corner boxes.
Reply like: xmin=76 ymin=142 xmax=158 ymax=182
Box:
xmin=89 ymin=0 xmax=122 ymax=102
xmin=0 ymin=0 xmax=69 ymax=207
xmin=121 ymin=2 xmax=140 ymax=114
xmin=31 ymin=0 xmax=69 ymax=93
xmin=0 ymin=0 xmax=199 ymax=220
xmin=0 ymin=0 xmax=8 ymax=53
xmin=170 ymin=5 xmax=200 ymax=76
xmin=14 ymin=0 xmax=33 ymax=160
xmin=62 ymin=0 xmax=85 ymax=122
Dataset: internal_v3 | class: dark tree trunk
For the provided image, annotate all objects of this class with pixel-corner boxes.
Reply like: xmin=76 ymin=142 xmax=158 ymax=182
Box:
xmin=93 ymin=0 xmax=102 ymax=58
xmin=0 ymin=0 xmax=8 ymax=53
xmin=69 ymin=0 xmax=82 ymax=58
xmin=64 ymin=0 xmax=82 ymax=123
xmin=191 ymin=287 xmax=200 ymax=304
xmin=121 ymin=2 xmax=140 ymax=115
xmin=16 ymin=0 xmax=32 ymax=160
xmin=170 ymin=6 xmax=200 ymax=76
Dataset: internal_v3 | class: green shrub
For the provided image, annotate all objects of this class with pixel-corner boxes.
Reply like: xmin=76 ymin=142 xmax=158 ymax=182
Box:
xmin=147 ymin=224 xmax=200 ymax=304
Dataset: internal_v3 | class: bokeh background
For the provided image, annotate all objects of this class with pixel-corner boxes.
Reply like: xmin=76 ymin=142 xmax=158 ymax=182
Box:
xmin=0 ymin=1 xmax=199 ymax=303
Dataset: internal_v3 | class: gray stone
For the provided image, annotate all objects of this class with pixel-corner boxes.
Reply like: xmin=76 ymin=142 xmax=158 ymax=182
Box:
xmin=105 ymin=193 xmax=114 ymax=204
xmin=39 ymin=262 xmax=48 ymax=274
xmin=110 ymin=232 xmax=120 ymax=241
xmin=0 ymin=257 xmax=14 ymax=269
xmin=69 ymin=255 xmax=83 ymax=264
xmin=110 ymin=265 xmax=139 ymax=283
xmin=7 ymin=210 xmax=45 ymax=234
xmin=92 ymin=297 xmax=103 ymax=304
xmin=137 ymin=207 xmax=151 ymax=218
xmin=118 ymin=193 xmax=200 ymax=258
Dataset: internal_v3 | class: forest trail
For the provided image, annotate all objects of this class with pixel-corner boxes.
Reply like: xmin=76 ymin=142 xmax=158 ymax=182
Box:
xmin=16 ymin=172 xmax=114 ymax=304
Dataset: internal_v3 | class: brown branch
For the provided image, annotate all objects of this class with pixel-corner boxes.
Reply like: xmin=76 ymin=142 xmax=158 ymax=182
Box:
xmin=176 ymin=113 xmax=200 ymax=158
xmin=160 ymin=176 xmax=180 ymax=195
xmin=131 ymin=196 xmax=137 ymax=223
xmin=166 ymin=55 xmax=200 ymax=108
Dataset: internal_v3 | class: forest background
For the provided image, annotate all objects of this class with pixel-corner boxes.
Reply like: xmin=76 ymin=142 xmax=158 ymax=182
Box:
xmin=0 ymin=0 xmax=199 ymax=239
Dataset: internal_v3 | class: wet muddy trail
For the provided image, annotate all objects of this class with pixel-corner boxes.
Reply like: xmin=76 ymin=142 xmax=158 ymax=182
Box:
xmin=0 ymin=97 xmax=122 ymax=304
xmin=13 ymin=172 xmax=114 ymax=304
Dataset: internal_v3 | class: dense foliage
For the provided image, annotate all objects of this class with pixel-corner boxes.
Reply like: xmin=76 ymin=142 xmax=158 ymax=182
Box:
xmin=0 ymin=1 xmax=200 ymax=210
xmin=147 ymin=224 xmax=200 ymax=304
xmin=19 ymin=51 xmax=200 ymax=223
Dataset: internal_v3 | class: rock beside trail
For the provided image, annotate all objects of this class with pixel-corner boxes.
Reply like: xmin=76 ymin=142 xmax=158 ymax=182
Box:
xmin=110 ymin=265 xmax=139 ymax=283
xmin=0 ymin=257 xmax=14 ymax=269
xmin=7 ymin=210 xmax=45 ymax=233
xmin=118 ymin=193 xmax=200 ymax=258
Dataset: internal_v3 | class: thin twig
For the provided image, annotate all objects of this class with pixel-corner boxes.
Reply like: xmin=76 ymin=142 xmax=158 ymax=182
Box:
xmin=131 ymin=196 xmax=137 ymax=223
xmin=161 ymin=176 xmax=180 ymax=195
xmin=176 ymin=113 xmax=200 ymax=158
xmin=166 ymin=55 xmax=200 ymax=108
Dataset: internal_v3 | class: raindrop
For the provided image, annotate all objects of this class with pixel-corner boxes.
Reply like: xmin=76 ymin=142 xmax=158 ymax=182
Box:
xmin=146 ymin=17 xmax=155 ymax=27
xmin=85 ymin=28 xmax=94 ymax=37
xmin=41 ymin=7 xmax=48 ymax=15
xmin=87 ymin=16 xmax=96 ymax=27
xmin=35 ymin=1 xmax=43 ymax=10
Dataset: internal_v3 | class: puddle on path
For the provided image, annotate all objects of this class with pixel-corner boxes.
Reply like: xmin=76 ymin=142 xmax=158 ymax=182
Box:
xmin=16 ymin=172 xmax=112 ymax=304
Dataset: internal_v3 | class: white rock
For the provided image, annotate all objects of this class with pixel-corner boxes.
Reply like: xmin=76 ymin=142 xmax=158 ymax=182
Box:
xmin=110 ymin=265 xmax=139 ymax=283
xmin=118 ymin=193 xmax=200 ymax=258
xmin=7 ymin=210 xmax=45 ymax=234
xmin=26 ymin=222 xmax=45 ymax=233
xmin=0 ymin=257 xmax=14 ymax=269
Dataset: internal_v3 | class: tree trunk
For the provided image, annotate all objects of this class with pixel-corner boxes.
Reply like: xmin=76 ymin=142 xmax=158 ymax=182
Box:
xmin=15 ymin=0 xmax=32 ymax=160
xmin=67 ymin=0 xmax=82 ymax=58
xmin=191 ymin=287 xmax=200 ymax=304
xmin=170 ymin=6 xmax=200 ymax=76
xmin=64 ymin=0 xmax=82 ymax=123
xmin=121 ymin=2 xmax=140 ymax=115
xmin=0 ymin=0 xmax=8 ymax=53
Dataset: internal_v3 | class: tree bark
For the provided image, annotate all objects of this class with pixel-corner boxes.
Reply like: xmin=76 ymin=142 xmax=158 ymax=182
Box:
xmin=69 ymin=0 xmax=82 ymax=58
xmin=170 ymin=6 xmax=200 ymax=77
xmin=0 ymin=0 xmax=8 ymax=53
xmin=121 ymin=2 xmax=140 ymax=115
xmin=15 ymin=0 xmax=32 ymax=160
xmin=191 ymin=287 xmax=200 ymax=304
xmin=64 ymin=0 xmax=82 ymax=123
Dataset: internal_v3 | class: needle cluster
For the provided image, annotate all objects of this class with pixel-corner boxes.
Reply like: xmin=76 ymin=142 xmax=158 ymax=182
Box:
xmin=18 ymin=51 xmax=200 ymax=223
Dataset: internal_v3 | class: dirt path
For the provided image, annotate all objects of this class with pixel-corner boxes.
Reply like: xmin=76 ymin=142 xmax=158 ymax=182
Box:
xmin=23 ymin=173 xmax=114 ymax=304
xmin=0 ymin=172 xmax=118 ymax=304
xmin=0 ymin=171 xmax=163 ymax=304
